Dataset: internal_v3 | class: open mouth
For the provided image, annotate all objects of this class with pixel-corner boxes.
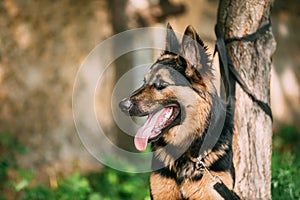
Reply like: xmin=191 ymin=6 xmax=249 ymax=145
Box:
xmin=134 ymin=105 xmax=180 ymax=151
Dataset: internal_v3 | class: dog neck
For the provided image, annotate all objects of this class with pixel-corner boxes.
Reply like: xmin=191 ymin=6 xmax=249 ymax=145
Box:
xmin=151 ymin=96 xmax=234 ymax=183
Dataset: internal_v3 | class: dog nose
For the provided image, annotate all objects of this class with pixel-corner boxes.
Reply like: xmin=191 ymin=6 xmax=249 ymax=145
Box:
xmin=119 ymin=98 xmax=133 ymax=114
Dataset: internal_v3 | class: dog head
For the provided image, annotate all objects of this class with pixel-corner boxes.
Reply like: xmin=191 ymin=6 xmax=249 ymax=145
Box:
xmin=119 ymin=24 xmax=215 ymax=151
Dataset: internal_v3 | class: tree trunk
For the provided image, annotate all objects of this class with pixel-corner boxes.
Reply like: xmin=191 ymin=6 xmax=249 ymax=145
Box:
xmin=217 ymin=1 xmax=276 ymax=199
xmin=107 ymin=0 xmax=136 ymax=150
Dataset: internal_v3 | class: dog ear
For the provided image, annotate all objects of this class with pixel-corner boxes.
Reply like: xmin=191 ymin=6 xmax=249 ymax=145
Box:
xmin=164 ymin=23 xmax=180 ymax=55
xmin=182 ymin=25 xmax=209 ymax=80
xmin=182 ymin=25 xmax=207 ymax=66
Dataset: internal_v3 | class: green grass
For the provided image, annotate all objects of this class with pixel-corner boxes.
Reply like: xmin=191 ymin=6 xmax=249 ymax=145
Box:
xmin=271 ymin=125 xmax=300 ymax=200
xmin=0 ymin=133 xmax=150 ymax=200
xmin=0 ymin=125 xmax=299 ymax=200
xmin=14 ymin=169 xmax=150 ymax=200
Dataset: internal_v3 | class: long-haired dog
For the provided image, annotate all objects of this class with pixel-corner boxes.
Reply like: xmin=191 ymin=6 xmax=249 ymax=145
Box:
xmin=119 ymin=24 xmax=235 ymax=199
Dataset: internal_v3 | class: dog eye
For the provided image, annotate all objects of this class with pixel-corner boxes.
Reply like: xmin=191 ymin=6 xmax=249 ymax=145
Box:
xmin=154 ymin=80 xmax=168 ymax=90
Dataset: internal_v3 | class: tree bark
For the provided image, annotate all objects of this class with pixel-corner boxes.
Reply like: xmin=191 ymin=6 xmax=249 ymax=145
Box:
xmin=217 ymin=0 xmax=276 ymax=199
xmin=107 ymin=0 xmax=139 ymax=150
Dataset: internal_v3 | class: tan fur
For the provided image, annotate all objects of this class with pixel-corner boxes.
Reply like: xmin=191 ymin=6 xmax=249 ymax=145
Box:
xmin=120 ymin=24 xmax=236 ymax=200
xmin=157 ymin=54 xmax=179 ymax=61
xmin=150 ymin=170 xmax=233 ymax=200
xmin=180 ymin=171 xmax=233 ymax=199
xmin=151 ymin=85 xmax=212 ymax=169
xmin=151 ymin=68 xmax=176 ymax=85
xmin=154 ymin=147 xmax=176 ymax=171
xmin=131 ymin=52 xmax=233 ymax=200
xmin=150 ymin=173 xmax=181 ymax=200
xmin=203 ymin=143 xmax=229 ymax=167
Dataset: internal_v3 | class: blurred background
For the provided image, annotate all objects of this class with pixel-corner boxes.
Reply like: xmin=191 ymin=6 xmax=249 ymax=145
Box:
xmin=0 ymin=0 xmax=299 ymax=199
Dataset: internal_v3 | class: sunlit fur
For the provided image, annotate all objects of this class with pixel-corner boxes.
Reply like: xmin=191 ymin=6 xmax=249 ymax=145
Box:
xmin=119 ymin=24 xmax=235 ymax=199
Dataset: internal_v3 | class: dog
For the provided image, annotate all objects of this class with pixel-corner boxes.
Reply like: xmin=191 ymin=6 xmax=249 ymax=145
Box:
xmin=119 ymin=23 xmax=235 ymax=199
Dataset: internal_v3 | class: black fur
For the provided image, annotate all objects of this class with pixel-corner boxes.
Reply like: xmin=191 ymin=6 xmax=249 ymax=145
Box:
xmin=119 ymin=24 xmax=236 ymax=199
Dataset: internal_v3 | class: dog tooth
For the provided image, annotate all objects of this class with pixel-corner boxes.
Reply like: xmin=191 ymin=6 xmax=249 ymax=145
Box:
xmin=165 ymin=108 xmax=172 ymax=118
xmin=166 ymin=113 xmax=170 ymax=118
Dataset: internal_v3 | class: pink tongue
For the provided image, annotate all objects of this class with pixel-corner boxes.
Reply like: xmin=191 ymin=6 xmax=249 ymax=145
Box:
xmin=134 ymin=108 xmax=170 ymax=151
